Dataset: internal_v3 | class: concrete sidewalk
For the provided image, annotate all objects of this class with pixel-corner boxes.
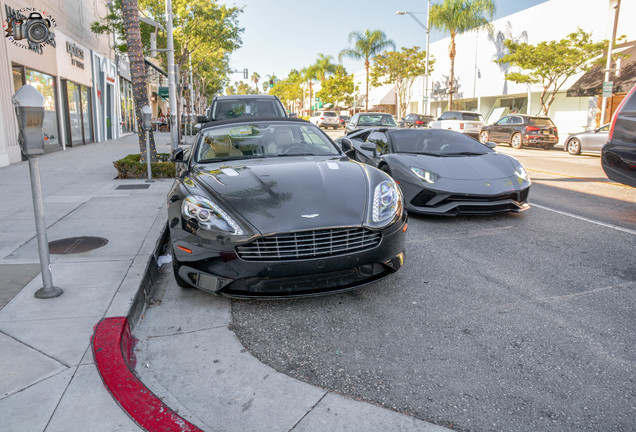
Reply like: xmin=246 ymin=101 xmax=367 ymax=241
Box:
xmin=0 ymin=133 xmax=173 ymax=431
xmin=0 ymin=132 xmax=448 ymax=432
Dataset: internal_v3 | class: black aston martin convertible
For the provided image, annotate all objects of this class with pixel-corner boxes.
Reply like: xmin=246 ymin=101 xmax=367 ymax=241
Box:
xmin=337 ymin=128 xmax=531 ymax=216
xmin=167 ymin=118 xmax=407 ymax=298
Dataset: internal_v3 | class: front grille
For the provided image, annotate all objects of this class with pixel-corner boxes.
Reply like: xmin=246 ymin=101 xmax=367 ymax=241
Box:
xmin=236 ymin=227 xmax=382 ymax=261
xmin=411 ymin=189 xmax=528 ymax=208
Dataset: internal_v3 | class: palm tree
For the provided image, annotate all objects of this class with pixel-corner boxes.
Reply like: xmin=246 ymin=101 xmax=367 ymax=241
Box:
xmin=250 ymin=72 xmax=260 ymax=94
xmin=307 ymin=54 xmax=338 ymax=112
xmin=301 ymin=66 xmax=318 ymax=114
xmin=339 ymin=30 xmax=395 ymax=112
xmin=430 ymin=0 xmax=496 ymax=110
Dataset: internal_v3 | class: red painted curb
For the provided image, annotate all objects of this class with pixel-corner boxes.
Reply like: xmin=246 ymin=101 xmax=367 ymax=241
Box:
xmin=93 ymin=317 xmax=204 ymax=432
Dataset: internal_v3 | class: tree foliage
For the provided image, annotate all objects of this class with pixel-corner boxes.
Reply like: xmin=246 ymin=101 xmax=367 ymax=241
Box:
xmin=430 ymin=0 xmax=495 ymax=110
xmin=497 ymin=28 xmax=611 ymax=115
xmin=316 ymin=66 xmax=354 ymax=108
xmin=270 ymin=69 xmax=305 ymax=113
xmin=370 ymin=46 xmax=433 ymax=118
xmin=339 ymin=30 xmax=395 ymax=111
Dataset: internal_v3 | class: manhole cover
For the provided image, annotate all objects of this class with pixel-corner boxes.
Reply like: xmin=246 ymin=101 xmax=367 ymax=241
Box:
xmin=49 ymin=237 xmax=109 ymax=254
xmin=116 ymin=184 xmax=150 ymax=190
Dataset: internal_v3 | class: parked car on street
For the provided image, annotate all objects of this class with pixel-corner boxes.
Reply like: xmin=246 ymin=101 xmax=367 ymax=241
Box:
xmin=204 ymin=95 xmax=287 ymax=122
xmin=563 ymin=124 xmax=609 ymax=155
xmin=398 ymin=113 xmax=434 ymax=128
xmin=168 ymin=118 xmax=407 ymax=297
xmin=429 ymin=111 xmax=485 ymax=138
xmin=480 ymin=114 xmax=558 ymax=150
xmin=309 ymin=110 xmax=340 ymax=129
xmin=602 ymin=83 xmax=636 ymax=187
xmin=345 ymin=112 xmax=398 ymax=134
xmin=338 ymin=115 xmax=350 ymax=128
xmin=336 ymin=128 xmax=531 ymax=216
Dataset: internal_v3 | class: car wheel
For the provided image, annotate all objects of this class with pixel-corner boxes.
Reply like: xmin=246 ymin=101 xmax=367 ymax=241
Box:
xmin=480 ymin=131 xmax=489 ymax=144
xmin=511 ymin=133 xmax=523 ymax=149
xmin=567 ymin=138 xmax=581 ymax=155
xmin=172 ymin=247 xmax=194 ymax=289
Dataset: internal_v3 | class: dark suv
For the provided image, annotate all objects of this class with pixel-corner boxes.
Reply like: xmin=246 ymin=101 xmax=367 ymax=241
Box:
xmin=602 ymin=84 xmax=636 ymax=187
xmin=205 ymin=95 xmax=287 ymax=122
xmin=480 ymin=114 xmax=558 ymax=149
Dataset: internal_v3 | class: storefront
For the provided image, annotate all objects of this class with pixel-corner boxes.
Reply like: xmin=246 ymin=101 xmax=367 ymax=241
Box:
xmin=56 ymin=31 xmax=93 ymax=146
xmin=91 ymin=52 xmax=119 ymax=142
xmin=118 ymin=59 xmax=136 ymax=134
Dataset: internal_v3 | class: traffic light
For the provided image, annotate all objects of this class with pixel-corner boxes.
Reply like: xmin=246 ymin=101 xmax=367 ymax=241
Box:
xmin=269 ymin=80 xmax=273 ymax=88
xmin=243 ymin=68 xmax=248 ymax=79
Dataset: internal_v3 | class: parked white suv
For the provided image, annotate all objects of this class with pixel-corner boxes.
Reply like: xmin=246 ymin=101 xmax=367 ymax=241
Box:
xmin=310 ymin=111 xmax=340 ymax=129
xmin=429 ymin=110 xmax=485 ymax=138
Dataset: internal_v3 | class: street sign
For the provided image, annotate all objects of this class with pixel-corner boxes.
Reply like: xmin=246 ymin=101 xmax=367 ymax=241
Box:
xmin=602 ymin=81 xmax=613 ymax=98
xmin=158 ymin=86 xmax=169 ymax=98
xmin=422 ymin=96 xmax=429 ymax=104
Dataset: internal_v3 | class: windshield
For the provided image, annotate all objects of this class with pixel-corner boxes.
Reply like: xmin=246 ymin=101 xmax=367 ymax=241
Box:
xmin=460 ymin=112 xmax=484 ymax=121
xmin=528 ymin=117 xmax=555 ymax=127
xmin=212 ymin=99 xmax=286 ymax=120
xmin=390 ymin=129 xmax=492 ymax=156
xmin=196 ymin=122 xmax=340 ymax=162
xmin=358 ymin=114 xmax=398 ymax=127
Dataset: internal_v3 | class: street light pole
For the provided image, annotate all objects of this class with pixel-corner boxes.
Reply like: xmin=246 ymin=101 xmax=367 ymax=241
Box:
xmin=600 ymin=0 xmax=621 ymax=125
xmin=396 ymin=5 xmax=431 ymax=115
xmin=166 ymin=0 xmax=178 ymax=150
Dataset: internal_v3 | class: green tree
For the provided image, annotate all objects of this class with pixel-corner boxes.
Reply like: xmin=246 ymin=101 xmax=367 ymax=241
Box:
xmin=370 ymin=46 xmax=433 ymax=118
xmin=430 ymin=0 xmax=495 ymax=110
xmin=250 ymin=72 xmax=260 ymax=93
xmin=316 ymin=66 xmax=354 ymax=109
xmin=339 ymin=30 xmax=395 ymax=112
xmin=497 ymin=28 xmax=611 ymax=116
xmin=270 ymin=69 xmax=304 ymax=113
xmin=304 ymin=54 xmax=338 ymax=113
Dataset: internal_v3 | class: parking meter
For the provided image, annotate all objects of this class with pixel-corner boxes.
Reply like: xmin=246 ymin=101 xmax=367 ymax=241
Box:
xmin=141 ymin=105 xmax=152 ymax=132
xmin=12 ymin=85 xmax=45 ymax=157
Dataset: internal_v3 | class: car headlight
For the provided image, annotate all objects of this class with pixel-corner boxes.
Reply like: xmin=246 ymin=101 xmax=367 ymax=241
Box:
xmin=410 ymin=167 xmax=439 ymax=184
xmin=181 ymin=195 xmax=244 ymax=235
xmin=514 ymin=165 xmax=528 ymax=180
xmin=372 ymin=180 xmax=401 ymax=224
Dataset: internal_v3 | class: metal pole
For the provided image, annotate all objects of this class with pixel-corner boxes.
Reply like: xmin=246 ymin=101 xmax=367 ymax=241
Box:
xmin=145 ymin=128 xmax=153 ymax=182
xmin=600 ymin=0 xmax=621 ymax=125
xmin=166 ymin=0 xmax=178 ymax=150
xmin=29 ymin=157 xmax=63 ymax=299
xmin=424 ymin=0 xmax=430 ymax=115
xmin=189 ymin=54 xmax=195 ymax=140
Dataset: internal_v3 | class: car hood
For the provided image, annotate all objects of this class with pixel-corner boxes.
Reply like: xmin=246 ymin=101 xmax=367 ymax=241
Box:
xmin=189 ymin=157 xmax=369 ymax=235
xmin=397 ymin=153 xmax=515 ymax=180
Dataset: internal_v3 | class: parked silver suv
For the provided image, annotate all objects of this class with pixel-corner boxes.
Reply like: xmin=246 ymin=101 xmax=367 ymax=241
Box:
xmin=309 ymin=111 xmax=340 ymax=129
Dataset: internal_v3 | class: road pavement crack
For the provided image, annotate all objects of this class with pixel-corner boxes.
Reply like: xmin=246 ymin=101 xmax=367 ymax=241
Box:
xmin=288 ymin=391 xmax=328 ymax=431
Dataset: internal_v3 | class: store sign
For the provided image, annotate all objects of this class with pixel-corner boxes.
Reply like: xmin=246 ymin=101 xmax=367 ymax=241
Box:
xmin=3 ymin=5 xmax=57 ymax=55
xmin=602 ymin=81 xmax=613 ymax=98
xmin=66 ymin=41 xmax=84 ymax=69
xmin=158 ymin=86 xmax=169 ymax=98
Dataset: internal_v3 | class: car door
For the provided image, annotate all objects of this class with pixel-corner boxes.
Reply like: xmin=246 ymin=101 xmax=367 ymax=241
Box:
xmin=358 ymin=131 xmax=388 ymax=167
xmin=490 ymin=116 xmax=510 ymax=142
xmin=585 ymin=124 xmax=610 ymax=152
xmin=504 ymin=116 xmax=524 ymax=143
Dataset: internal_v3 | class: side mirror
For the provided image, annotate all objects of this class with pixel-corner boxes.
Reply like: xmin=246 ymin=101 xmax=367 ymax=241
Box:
xmin=484 ymin=141 xmax=497 ymax=149
xmin=170 ymin=147 xmax=185 ymax=163
xmin=360 ymin=143 xmax=376 ymax=156
xmin=197 ymin=114 xmax=208 ymax=123
xmin=288 ymin=112 xmax=298 ymax=118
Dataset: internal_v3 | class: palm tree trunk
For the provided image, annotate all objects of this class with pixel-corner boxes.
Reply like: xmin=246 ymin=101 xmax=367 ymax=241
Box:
xmin=121 ymin=0 xmax=157 ymax=162
xmin=364 ymin=59 xmax=370 ymax=112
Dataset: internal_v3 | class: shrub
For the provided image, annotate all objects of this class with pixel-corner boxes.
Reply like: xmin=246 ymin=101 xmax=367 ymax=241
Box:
xmin=113 ymin=153 xmax=175 ymax=179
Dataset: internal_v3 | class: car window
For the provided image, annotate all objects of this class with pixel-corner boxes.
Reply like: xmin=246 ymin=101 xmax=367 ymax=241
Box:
xmin=599 ymin=124 xmax=610 ymax=132
xmin=496 ymin=116 xmax=510 ymax=125
xmin=528 ymin=117 xmax=555 ymax=127
xmin=391 ymin=130 xmax=492 ymax=156
xmin=196 ymin=122 xmax=339 ymax=161
xmin=358 ymin=114 xmax=397 ymax=127
xmin=509 ymin=116 xmax=523 ymax=125
xmin=366 ymin=132 xmax=389 ymax=155
xmin=460 ymin=112 xmax=484 ymax=121
xmin=212 ymin=99 xmax=285 ymax=120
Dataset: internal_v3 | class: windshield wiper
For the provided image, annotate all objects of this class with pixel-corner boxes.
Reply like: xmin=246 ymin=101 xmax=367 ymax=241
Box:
xmin=399 ymin=151 xmax=441 ymax=156
xmin=274 ymin=153 xmax=318 ymax=157
xmin=445 ymin=152 xmax=487 ymax=156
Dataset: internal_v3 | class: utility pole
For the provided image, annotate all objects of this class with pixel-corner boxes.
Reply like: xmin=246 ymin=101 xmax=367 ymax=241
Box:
xmin=166 ymin=0 xmax=178 ymax=150
xmin=600 ymin=0 xmax=621 ymax=125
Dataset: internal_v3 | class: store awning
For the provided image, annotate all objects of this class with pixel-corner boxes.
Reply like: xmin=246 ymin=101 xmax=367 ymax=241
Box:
xmin=367 ymin=84 xmax=396 ymax=107
xmin=567 ymin=42 xmax=636 ymax=97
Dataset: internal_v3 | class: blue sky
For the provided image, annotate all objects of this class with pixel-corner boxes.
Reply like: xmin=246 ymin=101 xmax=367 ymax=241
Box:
xmin=222 ymin=0 xmax=549 ymax=86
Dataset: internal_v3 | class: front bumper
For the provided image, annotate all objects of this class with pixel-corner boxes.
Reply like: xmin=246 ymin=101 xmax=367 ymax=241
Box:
xmin=171 ymin=214 xmax=407 ymax=298
xmin=399 ymin=178 xmax=530 ymax=216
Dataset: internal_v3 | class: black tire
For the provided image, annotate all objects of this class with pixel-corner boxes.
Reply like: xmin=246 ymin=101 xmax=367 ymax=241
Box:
xmin=172 ymin=247 xmax=194 ymax=288
xmin=511 ymin=133 xmax=523 ymax=149
xmin=566 ymin=138 xmax=581 ymax=155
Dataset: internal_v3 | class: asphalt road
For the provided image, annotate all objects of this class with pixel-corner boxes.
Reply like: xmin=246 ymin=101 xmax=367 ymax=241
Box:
xmin=150 ymin=131 xmax=636 ymax=431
